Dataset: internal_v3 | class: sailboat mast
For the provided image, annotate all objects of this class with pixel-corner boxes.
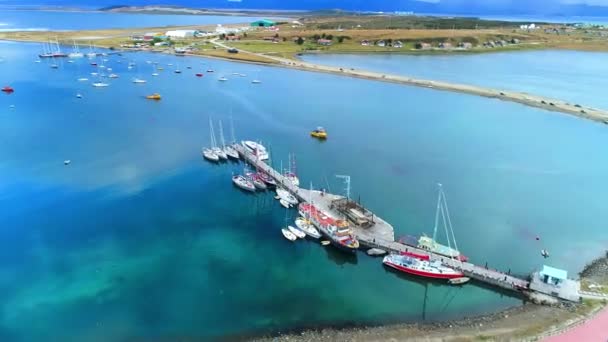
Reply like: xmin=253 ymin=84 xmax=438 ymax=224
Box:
xmin=219 ymin=120 xmax=226 ymax=147
xmin=433 ymin=184 xmax=442 ymax=241
xmin=441 ymin=188 xmax=461 ymax=262
xmin=230 ymin=115 xmax=236 ymax=144
xmin=209 ymin=118 xmax=215 ymax=147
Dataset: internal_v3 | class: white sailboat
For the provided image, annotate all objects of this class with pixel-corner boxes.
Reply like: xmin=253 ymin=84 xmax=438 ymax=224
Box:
xmin=86 ymin=42 xmax=96 ymax=58
xmin=252 ymin=69 xmax=262 ymax=84
xmin=68 ymin=40 xmax=84 ymax=58
xmin=288 ymin=226 xmax=306 ymax=239
xmin=219 ymin=120 xmax=239 ymax=159
xmin=209 ymin=118 xmax=227 ymax=160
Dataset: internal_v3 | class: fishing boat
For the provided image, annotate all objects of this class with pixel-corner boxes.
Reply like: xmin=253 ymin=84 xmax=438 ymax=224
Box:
xmin=281 ymin=228 xmax=297 ymax=241
xmin=298 ymin=202 xmax=359 ymax=253
xmin=232 ymin=175 xmax=256 ymax=192
xmin=202 ymin=148 xmax=219 ymax=162
xmin=276 ymin=187 xmax=298 ymax=205
xmin=146 ymin=93 xmax=161 ymax=100
xmin=310 ymin=127 xmax=328 ymax=139
xmin=295 ymin=217 xmax=321 ymax=239
xmin=416 ymin=184 xmax=469 ymax=262
xmin=1 ymin=86 xmax=14 ymax=93
xmin=132 ymin=78 xmax=147 ymax=84
xmin=288 ymin=226 xmax=306 ymax=239
xmin=279 ymin=199 xmax=291 ymax=208
xmin=284 ymin=153 xmax=300 ymax=187
xmin=241 ymin=141 xmax=269 ymax=160
xmin=92 ymin=82 xmax=109 ymax=87
xmin=383 ymin=254 xmax=464 ymax=280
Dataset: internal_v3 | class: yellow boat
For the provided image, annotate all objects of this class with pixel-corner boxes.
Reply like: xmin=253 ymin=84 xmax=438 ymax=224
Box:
xmin=310 ymin=127 xmax=327 ymax=139
xmin=146 ymin=93 xmax=161 ymax=100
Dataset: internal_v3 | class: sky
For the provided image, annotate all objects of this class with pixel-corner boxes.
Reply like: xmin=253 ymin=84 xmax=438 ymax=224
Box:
xmin=2 ymin=0 xmax=608 ymax=16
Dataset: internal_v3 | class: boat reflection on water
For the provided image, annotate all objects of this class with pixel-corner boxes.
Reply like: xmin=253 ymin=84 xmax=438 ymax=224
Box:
xmin=322 ymin=242 xmax=358 ymax=266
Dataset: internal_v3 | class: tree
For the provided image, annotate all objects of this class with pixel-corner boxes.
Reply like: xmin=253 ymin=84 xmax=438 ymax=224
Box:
xmin=325 ymin=34 xmax=333 ymax=40
xmin=312 ymin=34 xmax=321 ymax=40
xmin=243 ymin=32 xmax=248 ymax=38
xmin=337 ymin=36 xmax=344 ymax=43
xmin=282 ymin=37 xmax=287 ymax=42
xmin=274 ymin=33 xmax=279 ymax=38
xmin=296 ymin=36 xmax=304 ymax=45
xmin=219 ymin=33 xmax=226 ymax=40
xmin=321 ymin=33 xmax=326 ymax=39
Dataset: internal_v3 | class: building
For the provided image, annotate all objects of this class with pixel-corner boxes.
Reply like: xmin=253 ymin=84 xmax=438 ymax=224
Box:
xmin=166 ymin=30 xmax=197 ymax=39
xmin=250 ymin=19 xmax=276 ymax=27
xmin=529 ymin=265 xmax=581 ymax=302
xmin=317 ymin=39 xmax=332 ymax=46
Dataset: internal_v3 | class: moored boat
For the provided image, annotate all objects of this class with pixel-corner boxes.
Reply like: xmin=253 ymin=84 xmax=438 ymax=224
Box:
xmin=279 ymin=199 xmax=291 ymax=208
xmin=202 ymin=148 xmax=219 ymax=162
xmin=383 ymin=254 xmax=464 ymax=280
xmin=241 ymin=141 xmax=269 ymax=160
xmin=232 ymin=175 xmax=256 ymax=192
xmin=92 ymin=82 xmax=109 ymax=87
xmin=1 ymin=86 xmax=14 ymax=93
xmin=295 ymin=217 xmax=321 ymax=239
xmin=246 ymin=172 xmax=267 ymax=190
xmin=310 ymin=127 xmax=328 ymax=139
xmin=276 ymin=187 xmax=298 ymax=205
xmin=288 ymin=226 xmax=306 ymax=239
xmin=258 ymin=172 xmax=277 ymax=187
xmin=224 ymin=145 xmax=239 ymax=159
xmin=281 ymin=228 xmax=297 ymax=241
xmin=146 ymin=93 xmax=161 ymax=100
xmin=298 ymin=202 xmax=359 ymax=253
xmin=448 ymin=277 xmax=470 ymax=285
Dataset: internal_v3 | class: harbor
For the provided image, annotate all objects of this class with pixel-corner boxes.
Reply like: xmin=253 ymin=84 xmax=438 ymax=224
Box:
xmin=230 ymin=141 xmax=581 ymax=304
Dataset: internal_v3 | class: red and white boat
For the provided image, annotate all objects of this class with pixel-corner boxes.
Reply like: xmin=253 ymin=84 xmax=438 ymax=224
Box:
xmin=299 ymin=203 xmax=359 ymax=253
xmin=2 ymin=86 xmax=14 ymax=93
xmin=383 ymin=254 xmax=464 ymax=280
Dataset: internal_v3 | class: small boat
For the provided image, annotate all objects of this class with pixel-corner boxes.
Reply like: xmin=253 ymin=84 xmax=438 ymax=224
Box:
xmin=76 ymin=93 xmax=82 ymax=98
xmin=295 ymin=217 xmax=321 ymax=239
xmin=92 ymin=82 xmax=109 ymax=87
xmin=232 ymin=175 xmax=256 ymax=192
xmin=132 ymin=78 xmax=147 ymax=84
xmin=321 ymin=240 xmax=331 ymax=246
xmin=258 ymin=172 xmax=277 ymax=187
xmin=67 ymin=60 xmax=74 ymax=63
xmin=168 ymin=63 xmax=173 ymax=66
xmin=77 ymin=78 xmax=89 ymax=82
xmin=195 ymin=73 xmax=204 ymax=77
xmin=107 ymin=68 xmax=112 ymax=71
xmin=224 ymin=145 xmax=239 ymax=159
xmin=186 ymin=66 xmax=192 ymax=69
xmin=251 ymin=79 xmax=262 ymax=84
xmin=239 ymin=73 xmax=247 ymax=77
xmin=383 ymin=254 xmax=464 ymax=280
xmin=2 ymin=86 xmax=14 ymax=93
xmin=146 ymin=93 xmax=161 ymax=100
xmin=212 ymin=147 xmax=228 ymax=160
xmin=241 ymin=141 xmax=269 ymax=160
xmin=64 ymin=160 xmax=71 ymax=165
xmin=232 ymin=72 xmax=240 ymax=76
xmin=279 ymin=199 xmax=291 ymax=208
xmin=90 ymin=72 xmax=98 ymax=76
xmin=281 ymin=229 xmax=297 ymax=241
xmin=541 ymin=249 xmax=549 ymax=258
xmin=35 ymin=60 xmax=41 ymax=63
xmin=50 ymin=64 xmax=59 ymax=69
xmin=310 ymin=127 xmax=328 ymax=139
xmin=108 ymin=74 xmax=119 ymax=79
xmin=218 ymin=77 xmax=228 ymax=82
xmin=207 ymin=69 xmax=214 ymax=73
xmin=90 ymin=62 xmax=97 ymax=66
xmin=288 ymin=226 xmax=306 ymax=239
xmin=448 ymin=277 xmax=470 ymax=285
xmin=276 ymin=187 xmax=298 ymax=205
xmin=202 ymin=148 xmax=219 ymax=162
xmin=246 ymin=173 xmax=267 ymax=190
xmin=157 ymin=67 xmax=164 ymax=71
xmin=174 ymin=69 xmax=182 ymax=74
xmin=98 ymin=65 xmax=106 ymax=69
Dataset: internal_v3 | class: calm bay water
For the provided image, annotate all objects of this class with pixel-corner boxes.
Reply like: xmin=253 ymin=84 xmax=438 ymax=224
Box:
xmin=301 ymin=51 xmax=608 ymax=110
xmin=1 ymin=41 xmax=608 ymax=340
xmin=0 ymin=9 xmax=272 ymax=31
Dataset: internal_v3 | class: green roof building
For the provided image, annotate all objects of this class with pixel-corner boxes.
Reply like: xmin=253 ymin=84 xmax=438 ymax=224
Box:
xmin=250 ymin=19 xmax=276 ymax=27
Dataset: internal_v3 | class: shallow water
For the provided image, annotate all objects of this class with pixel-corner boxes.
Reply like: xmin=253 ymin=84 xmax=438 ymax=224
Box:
xmin=301 ymin=50 xmax=608 ymax=110
xmin=1 ymin=42 xmax=608 ymax=340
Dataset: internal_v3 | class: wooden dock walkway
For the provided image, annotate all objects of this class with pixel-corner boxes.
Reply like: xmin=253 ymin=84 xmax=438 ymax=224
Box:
xmin=234 ymin=143 xmax=530 ymax=294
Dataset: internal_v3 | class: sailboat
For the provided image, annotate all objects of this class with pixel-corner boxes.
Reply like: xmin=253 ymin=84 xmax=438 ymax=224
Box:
xmin=68 ymin=40 xmax=84 ymax=58
xmin=295 ymin=182 xmax=322 ymax=239
xmin=284 ymin=153 xmax=300 ymax=187
xmin=417 ymin=184 xmax=468 ymax=262
xmin=209 ymin=118 xmax=227 ymax=160
xmin=203 ymin=118 xmax=220 ymax=162
xmin=86 ymin=42 xmax=97 ymax=58
xmin=251 ymin=69 xmax=262 ymax=84
xmin=219 ymin=120 xmax=239 ymax=159
xmin=174 ymin=63 xmax=182 ymax=74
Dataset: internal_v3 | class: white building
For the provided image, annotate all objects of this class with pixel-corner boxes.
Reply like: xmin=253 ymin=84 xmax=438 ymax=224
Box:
xmin=166 ymin=30 xmax=197 ymax=39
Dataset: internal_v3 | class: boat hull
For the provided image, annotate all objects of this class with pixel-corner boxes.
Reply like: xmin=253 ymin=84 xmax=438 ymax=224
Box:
xmin=383 ymin=260 xmax=464 ymax=280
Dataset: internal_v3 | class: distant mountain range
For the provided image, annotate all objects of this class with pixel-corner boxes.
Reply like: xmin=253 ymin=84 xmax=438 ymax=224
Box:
xmin=3 ymin=0 xmax=608 ymax=17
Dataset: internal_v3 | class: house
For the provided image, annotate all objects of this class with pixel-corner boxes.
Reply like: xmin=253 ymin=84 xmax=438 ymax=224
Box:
xmin=529 ymin=265 xmax=581 ymax=302
xmin=226 ymin=35 xmax=241 ymax=41
xmin=393 ymin=41 xmax=403 ymax=48
xmin=131 ymin=35 xmax=144 ymax=41
xmin=415 ymin=42 xmax=431 ymax=50
xmin=166 ymin=30 xmax=197 ymax=39
xmin=250 ymin=19 xmax=277 ymax=28
xmin=154 ymin=42 xmax=169 ymax=47
xmin=360 ymin=39 xmax=370 ymax=46
xmin=376 ymin=40 xmax=386 ymax=47
xmin=458 ymin=42 xmax=473 ymax=49
xmin=317 ymin=39 xmax=332 ymax=46
xmin=438 ymin=42 xmax=452 ymax=49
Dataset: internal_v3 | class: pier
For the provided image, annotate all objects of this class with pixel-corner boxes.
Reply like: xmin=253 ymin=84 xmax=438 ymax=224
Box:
xmin=233 ymin=143 xmax=576 ymax=302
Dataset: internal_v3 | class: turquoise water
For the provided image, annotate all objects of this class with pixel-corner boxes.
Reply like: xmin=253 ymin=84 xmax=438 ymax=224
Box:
xmin=2 ymin=41 xmax=608 ymax=340
xmin=0 ymin=9 xmax=274 ymax=31
xmin=301 ymin=51 xmax=608 ymax=110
